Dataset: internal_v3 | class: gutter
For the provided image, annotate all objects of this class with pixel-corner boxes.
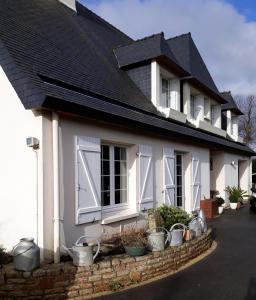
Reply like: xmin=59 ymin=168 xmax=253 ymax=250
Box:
xmin=52 ymin=112 xmax=60 ymax=263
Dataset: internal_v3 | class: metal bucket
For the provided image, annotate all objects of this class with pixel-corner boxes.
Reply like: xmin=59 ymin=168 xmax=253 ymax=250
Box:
xmin=147 ymin=227 xmax=169 ymax=251
xmin=189 ymin=217 xmax=203 ymax=237
xmin=169 ymin=223 xmax=186 ymax=247
xmin=12 ymin=238 xmax=40 ymax=271
xmin=63 ymin=235 xmax=100 ymax=267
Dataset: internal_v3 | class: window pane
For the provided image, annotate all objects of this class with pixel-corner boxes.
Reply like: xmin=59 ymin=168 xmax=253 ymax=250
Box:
xmin=177 ymin=196 xmax=182 ymax=207
xmin=176 ymin=175 xmax=182 ymax=186
xmin=101 ymin=176 xmax=110 ymax=191
xmin=115 ymin=175 xmax=127 ymax=190
xmin=114 ymin=147 xmax=120 ymax=160
xmin=101 ymin=191 xmax=110 ymax=206
xmin=120 ymin=148 xmax=126 ymax=160
xmin=101 ymin=145 xmax=109 ymax=160
xmin=115 ymin=161 xmax=127 ymax=175
xmin=176 ymin=165 xmax=182 ymax=175
xmin=115 ymin=190 xmax=127 ymax=204
xmin=102 ymin=160 xmax=110 ymax=175
xmin=176 ymin=155 xmax=182 ymax=165
xmin=177 ymin=186 xmax=182 ymax=198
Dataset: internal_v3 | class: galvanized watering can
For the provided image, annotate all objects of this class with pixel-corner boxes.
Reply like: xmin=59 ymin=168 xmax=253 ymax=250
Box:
xmin=188 ymin=217 xmax=203 ymax=237
xmin=12 ymin=238 xmax=40 ymax=271
xmin=198 ymin=209 xmax=207 ymax=233
xmin=147 ymin=227 xmax=169 ymax=252
xmin=169 ymin=223 xmax=186 ymax=247
xmin=63 ymin=236 xmax=100 ymax=267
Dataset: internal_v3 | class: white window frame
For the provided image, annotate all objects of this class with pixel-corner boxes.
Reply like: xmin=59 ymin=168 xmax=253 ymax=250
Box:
xmin=160 ymin=77 xmax=170 ymax=108
xmin=210 ymin=105 xmax=215 ymax=125
xmin=101 ymin=144 xmax=129 ymax=212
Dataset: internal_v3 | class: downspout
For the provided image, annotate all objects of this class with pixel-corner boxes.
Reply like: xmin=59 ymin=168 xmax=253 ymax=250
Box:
xmin=52 ymin=112 xmax=60 ymax=263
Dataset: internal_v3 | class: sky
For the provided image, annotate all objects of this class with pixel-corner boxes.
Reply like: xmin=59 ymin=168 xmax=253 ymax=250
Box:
xmin=80 ymin=0 xmax=256 ymax=96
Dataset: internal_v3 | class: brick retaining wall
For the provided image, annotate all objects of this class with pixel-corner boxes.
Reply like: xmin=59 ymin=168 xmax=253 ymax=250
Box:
xmin=0 ymin=229 xmax=213 ymax=299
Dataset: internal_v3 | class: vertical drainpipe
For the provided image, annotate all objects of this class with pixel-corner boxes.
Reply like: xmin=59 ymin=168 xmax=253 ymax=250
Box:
xmin=52 ymin=112 xmax=60 ymax=264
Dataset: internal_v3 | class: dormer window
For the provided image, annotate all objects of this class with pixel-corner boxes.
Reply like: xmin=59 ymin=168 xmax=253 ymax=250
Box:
xmin=190 ymin=95 xmax=195 ymax=119
xmin=161 ymin=78 xmax=170 ymax=108
xmin=160 ymin=77 xmax=180 ymax=110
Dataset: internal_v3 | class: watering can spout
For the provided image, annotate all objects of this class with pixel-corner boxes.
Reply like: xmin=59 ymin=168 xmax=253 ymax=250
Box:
xmin=62 ymin=245 xmax=74 ymax=259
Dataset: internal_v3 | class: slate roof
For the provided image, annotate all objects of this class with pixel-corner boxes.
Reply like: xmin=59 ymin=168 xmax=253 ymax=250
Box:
xmin=0 ymin=0 xmax=158 ymax=114
xmin=114 ymin=32 xmax=187 ymax=75
xmin=0 ymin=0 xmax=254 ymax=155
xmin=166 ymin=33 xmax=226 ymax=103
xmin=221 ymin=91 xmax=243 ymax=115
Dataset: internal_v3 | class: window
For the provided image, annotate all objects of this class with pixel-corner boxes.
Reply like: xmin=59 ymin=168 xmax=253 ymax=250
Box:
xmin=101 ymin=145 xmax=127 ymax=208
xmin=161 ymin=78 xmax=170 ymax=108
xmin=190 ymin=95 xmax=195 ymax=119
xmin=210 ymin=105 xmax=215 ymax=125
xmin=175 ymin=153 xmax=183 ymax=207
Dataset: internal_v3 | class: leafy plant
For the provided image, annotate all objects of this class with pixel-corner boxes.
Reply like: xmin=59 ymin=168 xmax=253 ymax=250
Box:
xmin=120 ymin=226 xmax=147 ymax=247
xmin=216 ymin=197 xmax=225 ymax=207
xmin=108 ymin=281 xmax=123 ymax=291
xmin=224 ymin=186 xmax=248 ymax=203
xmin=156 ymin=205 xmax=191 ymax=231
xmin=147 ymin=209 xmax=164 ymax=230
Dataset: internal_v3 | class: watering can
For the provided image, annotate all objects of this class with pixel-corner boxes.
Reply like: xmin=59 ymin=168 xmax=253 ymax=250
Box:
xmin=188 ymin=217 xmax=203 ymax=237
xmin=147 ymin=227 xmax=169 ymax=252
xmin=169 ymin=223 xmax=186 ymax=247
xmin=63 ymin=235 xmax=100 ymax=267
xmin=198 ymin=209 xmax=207 ymax=233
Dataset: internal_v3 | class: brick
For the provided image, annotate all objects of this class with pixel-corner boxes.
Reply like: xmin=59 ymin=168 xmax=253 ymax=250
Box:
xmin=79 ymin=288 xmax=94 ymax=296
xmin=129 ymin=271 xmax=141 ymax=282
xmin=33 ymin=268 xmax=46 ymax=277
xmin=45 ymin=287 xmax=65 ymax=294
xmin=102 ymin=272 xmax=116 ymax=279
xmin=111 ymin=258 xmax=120 ymax=266
xmin=39 ymin=278 xmax=55 ymax=289
xmin=67 ymin=290 xmax=79 ymax=297
xmin=116 ymin=270 xmax=129 ymax=277
xmin=98 ymin=260 xmax=111 ymax=268
xmin=44 ymin=294 xmax=66 ymax=300
xmin=23 ymin=272 xmax=32 ymax=278
xmin=7 ymin=278 xmax=26 ymax=284
xmin=54 ymin=280 xmax=70 ymax=288
xmin=88 ymin=275 xmax=102 ymax=282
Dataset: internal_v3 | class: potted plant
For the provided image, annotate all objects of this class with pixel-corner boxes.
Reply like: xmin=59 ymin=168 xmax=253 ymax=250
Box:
xmin=216 ymin=197 xmax=225 ymax=214
xmin=224 ymin=186 xmax=247 ymax=210
xmin=121 ymin=227 xmax=147 ymax=256
xmin=156 ymin=205 xmax=191 ymax=244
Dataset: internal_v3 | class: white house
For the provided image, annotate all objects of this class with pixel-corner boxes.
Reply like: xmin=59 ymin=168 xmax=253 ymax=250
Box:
xmin=0 ymin=0 xmax=254 ymax=263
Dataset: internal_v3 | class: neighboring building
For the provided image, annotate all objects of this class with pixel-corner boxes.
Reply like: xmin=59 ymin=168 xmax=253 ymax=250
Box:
xmin=0 ymin=0 xmax=254 ymax=262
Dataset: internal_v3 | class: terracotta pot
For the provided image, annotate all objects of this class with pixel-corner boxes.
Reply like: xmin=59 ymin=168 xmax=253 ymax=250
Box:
xmin=184 ymin=229 xmax=193 ymax=241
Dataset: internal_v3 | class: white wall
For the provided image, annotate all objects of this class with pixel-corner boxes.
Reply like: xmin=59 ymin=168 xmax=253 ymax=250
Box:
xmin=0 ymin=66 xmax=43 ymax=252
xmin=58 ymin=115 xmax=210 ymax=248
xmin=210 ymin=151 xmax=251 ymax=201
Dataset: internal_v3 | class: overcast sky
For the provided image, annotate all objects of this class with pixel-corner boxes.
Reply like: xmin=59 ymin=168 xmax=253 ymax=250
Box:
xmin=82 ymin=0 xmax=256 ymax=96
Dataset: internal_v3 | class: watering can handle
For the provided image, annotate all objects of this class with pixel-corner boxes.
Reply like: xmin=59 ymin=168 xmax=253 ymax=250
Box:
xmin=170 ymin=223 xmax=186 ymax=237
xmin=147 ymin=227 xmax=169 ymax=245
xmin=93 ymin=239 xmax=100 ymax=261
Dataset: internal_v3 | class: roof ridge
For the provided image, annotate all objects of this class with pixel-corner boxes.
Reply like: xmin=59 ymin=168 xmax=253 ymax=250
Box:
xmin=76 ymin=1 xmax=133 ymax=41
xmin=166 ymin=32 xmax=191 ymax=41
xmin=113 ymin=32 xmax=164 ymax=50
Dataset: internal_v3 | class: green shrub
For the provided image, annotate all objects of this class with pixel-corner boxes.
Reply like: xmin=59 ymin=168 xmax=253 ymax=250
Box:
xmin=155 ymin=205 xmax=191 ymax=230
xmin=216 ymin=197 xmax=224 ymax=207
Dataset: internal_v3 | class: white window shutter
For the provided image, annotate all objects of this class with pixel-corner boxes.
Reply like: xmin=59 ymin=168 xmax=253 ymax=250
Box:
xmin=75 ymin=136 xmax=101 ymax=225
xmin=192 ymin=157 xmax=201 ymax=211
xmin=138 ymin=145 xmax=154 ymax=211
xmin=163 ymin=147 xmax=175 ymax=205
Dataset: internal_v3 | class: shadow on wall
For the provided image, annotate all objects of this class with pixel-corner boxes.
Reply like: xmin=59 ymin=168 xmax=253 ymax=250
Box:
xmin=245 ymin=278 xmax=256 ymax=300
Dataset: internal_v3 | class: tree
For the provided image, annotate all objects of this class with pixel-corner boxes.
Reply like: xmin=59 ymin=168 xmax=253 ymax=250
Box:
xmin=235 ymin=95 xmax=256 ymax=148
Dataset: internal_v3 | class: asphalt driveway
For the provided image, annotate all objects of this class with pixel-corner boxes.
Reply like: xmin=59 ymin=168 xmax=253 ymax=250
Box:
xmin=97 ymin=205 xmax=256 ymax=300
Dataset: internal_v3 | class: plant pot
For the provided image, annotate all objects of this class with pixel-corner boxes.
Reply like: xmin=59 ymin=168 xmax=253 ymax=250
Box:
xmin=218 ymin=206 xmax=224 ymax=214
xmin=230 ymin=203 xmax=237 ymax=210
xmin=184 ymin=229 xmax=194 ymax=241
xmin=124 ymin=246 xmax=146 ymax=257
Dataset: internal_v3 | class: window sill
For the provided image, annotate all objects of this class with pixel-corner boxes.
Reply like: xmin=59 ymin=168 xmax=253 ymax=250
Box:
xmin=101 ymin=210 xmax=139 ymax=225
xmin=157 ymin=107 xmax=187 ymax=123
